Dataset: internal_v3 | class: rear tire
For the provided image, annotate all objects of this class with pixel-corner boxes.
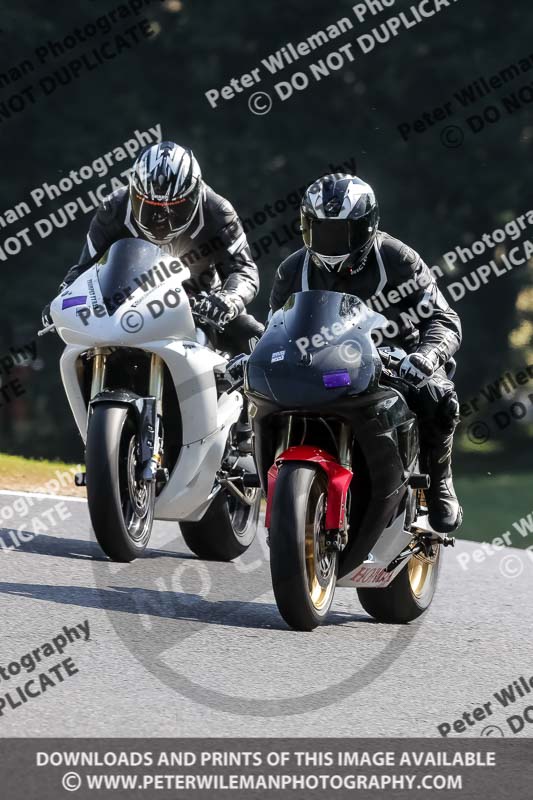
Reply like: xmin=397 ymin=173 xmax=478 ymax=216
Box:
xmin=180 ymin=487 xmax=260 ymax=561
xmin=357 ymin=544 xmax=441 ymax=623
xmin=270 ymin=464 xmax=337 ymax=631
xmin=86 ymin=404 xmax=155 ymax=562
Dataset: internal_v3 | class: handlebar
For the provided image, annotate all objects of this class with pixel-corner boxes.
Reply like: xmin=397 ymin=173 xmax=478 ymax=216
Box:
xmin=377 ymin=348 xmax=417 ymax=393
xmin=378 ymin=348 xmax=404 ymax=370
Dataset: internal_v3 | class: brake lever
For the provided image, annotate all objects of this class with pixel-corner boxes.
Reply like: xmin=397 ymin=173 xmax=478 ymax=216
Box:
xmin=38 ymin=324 xmax=56 ymax=337
xmin=379 ymin=358 xmax=418 ymax=394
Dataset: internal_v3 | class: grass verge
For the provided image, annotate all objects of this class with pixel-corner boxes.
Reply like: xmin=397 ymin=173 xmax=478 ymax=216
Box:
xmin=0 ymin=454 xmax=85 ymax=497
xmin=455 ymin=472 xmax=533 ymax=548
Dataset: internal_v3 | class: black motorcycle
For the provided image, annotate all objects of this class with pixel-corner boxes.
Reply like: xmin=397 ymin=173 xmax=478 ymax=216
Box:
xmin=245 ymin=290 xmax=455 ymax=631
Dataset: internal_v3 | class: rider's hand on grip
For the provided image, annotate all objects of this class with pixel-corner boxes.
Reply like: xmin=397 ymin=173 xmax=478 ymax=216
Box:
xmin=399 ymin=352 xmax=436 ymax=388
xmin=191 ymin=290 xmax=242 ymax=330
xmin=225 ymin=353 xmax=248 ymax=389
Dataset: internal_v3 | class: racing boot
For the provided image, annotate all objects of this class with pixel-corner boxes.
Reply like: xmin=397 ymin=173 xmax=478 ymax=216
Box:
xmin=423 ymin=433 xmax=463 ymax=533
xmin=223 ymin=354 xmax=254 ymax=455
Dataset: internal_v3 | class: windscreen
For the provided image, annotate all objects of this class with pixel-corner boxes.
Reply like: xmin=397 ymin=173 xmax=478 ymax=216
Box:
xmin=281 ymin=290 xmax=380 ymax=341
xmin=96 ymin=239 xmax=164 ymax=315
xmin=247 ymin=290 xmax=387 ymax=407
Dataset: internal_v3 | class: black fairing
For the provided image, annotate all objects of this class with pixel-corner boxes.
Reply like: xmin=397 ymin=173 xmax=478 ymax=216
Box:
xmin=246 ymin=291 xmax=420 ymax=578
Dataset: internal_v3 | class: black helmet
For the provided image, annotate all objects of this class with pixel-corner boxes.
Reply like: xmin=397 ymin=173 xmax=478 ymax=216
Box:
xmin=130 ymin=142 xmax=202 ymax=244
xmin=301 ymin=174 xmax=379 ymax=273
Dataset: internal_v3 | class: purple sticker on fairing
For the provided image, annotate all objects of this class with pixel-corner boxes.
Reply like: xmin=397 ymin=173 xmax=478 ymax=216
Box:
xmin=62 ymin=296 xmax=87 ymax=309
xmin=323 ymin=370 xmax=351 ymax=389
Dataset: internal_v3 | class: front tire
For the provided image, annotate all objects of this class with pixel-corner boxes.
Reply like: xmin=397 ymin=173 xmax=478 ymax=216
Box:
xmin=269 ymin=464 xmax=337 ymax=631
xmin=86 ymin=404 xmax=155 ymax=562
xmin=180 ymin=487 xmax=260 ymax=561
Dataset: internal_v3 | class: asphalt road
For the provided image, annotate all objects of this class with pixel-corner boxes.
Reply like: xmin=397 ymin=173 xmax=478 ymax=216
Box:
xmin=0 ymin=490 xmax=532 ymax=738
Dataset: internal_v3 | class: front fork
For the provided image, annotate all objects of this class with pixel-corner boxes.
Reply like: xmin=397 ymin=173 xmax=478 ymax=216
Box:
xmin=275 ymin=416 xmax=352 ymax=472
xmin=90 ymin=348 xmax=107 ymax=399
xmin=89 ymin=349 xmax=165 ymax=481
xmin=337 ymin=422 xmax=352 ymax=472
xmin=142 ymin=353 xmax=165 ymax=480
xmin=267 ymin=417 xmax=353 ymax=550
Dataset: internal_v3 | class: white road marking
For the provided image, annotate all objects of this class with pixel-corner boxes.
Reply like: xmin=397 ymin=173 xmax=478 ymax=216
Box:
xmin=0 ymin=489 xmax=87 ymax=503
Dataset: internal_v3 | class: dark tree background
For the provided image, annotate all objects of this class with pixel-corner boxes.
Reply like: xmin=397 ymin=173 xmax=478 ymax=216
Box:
xmin=0 ymin=0 xmax=531 ymax=475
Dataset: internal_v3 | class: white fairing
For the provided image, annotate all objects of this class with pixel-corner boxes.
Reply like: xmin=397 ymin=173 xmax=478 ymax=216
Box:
xmin=53 ymin=249 xmax=242 ymax=523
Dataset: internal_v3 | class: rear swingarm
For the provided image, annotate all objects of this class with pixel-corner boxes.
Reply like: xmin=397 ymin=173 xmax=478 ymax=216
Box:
xmin=216 ymin=471 xmax=257 ymax=506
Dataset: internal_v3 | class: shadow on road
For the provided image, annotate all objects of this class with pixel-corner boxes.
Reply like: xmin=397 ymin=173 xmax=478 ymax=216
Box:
xmin=0 ymin=580 xmax=373 ymax=631
xmin=0 ymin=532 xmax=194 ymax=562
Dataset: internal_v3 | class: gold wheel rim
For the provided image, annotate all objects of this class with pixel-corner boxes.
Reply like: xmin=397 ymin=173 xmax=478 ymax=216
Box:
xmin=408 ymin=548 xmax=439 ymax=599
xmin=304 ymin=489 xmax=336 ymax=611
xmin=407 ymin=487 xmax=439 ymax=599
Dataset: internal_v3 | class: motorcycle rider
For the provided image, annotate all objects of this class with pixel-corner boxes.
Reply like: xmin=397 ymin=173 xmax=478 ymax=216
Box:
xmin=42 ymin=141 xmax=264 ymax=355
xmin=42 ymin=142 xmax=264 ymax=450
xmin=269 ymin=173 xmax=462 ymax=534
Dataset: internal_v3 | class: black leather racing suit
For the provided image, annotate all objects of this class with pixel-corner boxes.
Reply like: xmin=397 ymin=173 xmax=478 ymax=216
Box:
xmin=270 ymin=232 xmax=462 ymax=504
xmin=59 ymin=183 xmax=264 ymax=354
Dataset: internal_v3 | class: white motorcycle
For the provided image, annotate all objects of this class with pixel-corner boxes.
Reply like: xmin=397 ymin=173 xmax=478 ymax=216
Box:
xmin=40 ymin=238 xmax=260 ymax=562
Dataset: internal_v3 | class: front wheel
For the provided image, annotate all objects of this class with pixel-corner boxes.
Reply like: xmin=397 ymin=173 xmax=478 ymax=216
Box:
xmin=86 ymin=404 xmax=155 ymax=562
xmin=269 ymin=464 xmax=338 ymax=631
xmin=357 ymin=544 xmax=441 ymax=623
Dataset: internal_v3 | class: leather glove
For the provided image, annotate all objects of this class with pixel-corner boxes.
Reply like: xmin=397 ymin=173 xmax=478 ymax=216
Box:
xmin=399 ymin=352 xmax=437 ymax=388
xmin=41 ymin=302 xmax=53 ymax=328
xmin=192 ymin=291 xmax=244 ymax=329
xmin=225 ymin=353 xmax=248 ymax=388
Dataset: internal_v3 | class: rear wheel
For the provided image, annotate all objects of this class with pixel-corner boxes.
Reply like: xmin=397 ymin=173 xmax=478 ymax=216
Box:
xmin=180 ymin=486 xmax=260 ymax=561
xmin=86 ymin=404 xmax=155 ymax=562
xmin=357 ymin=542 xmax=441 ymax=623
xmin=269 ymin=464 xmax=337 ymax=631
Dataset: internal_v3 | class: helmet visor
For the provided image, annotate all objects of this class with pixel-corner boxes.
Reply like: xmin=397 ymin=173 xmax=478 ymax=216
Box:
xmin=302 ymin=217 xmax=373 ymax=257
xmin=131 ymin=182 xmax=200 ymax=239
